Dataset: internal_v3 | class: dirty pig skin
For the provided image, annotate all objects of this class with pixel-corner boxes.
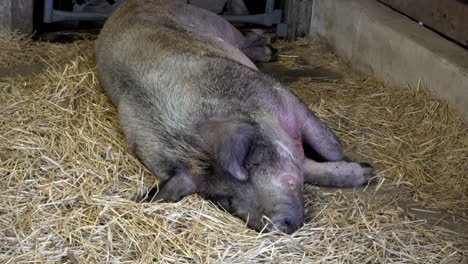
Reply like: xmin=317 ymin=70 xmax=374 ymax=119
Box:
xmin=95 ymin=0 xmax=374 ymax=234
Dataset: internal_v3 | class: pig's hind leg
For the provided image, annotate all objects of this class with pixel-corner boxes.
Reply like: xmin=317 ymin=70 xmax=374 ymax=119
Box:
xmin=303 ymin=159 xmax=374 ymax=187
xmin=242 ymin=46 xmax=277 ymax=63
xmin=240 ymin=29 xmax=277 ymax=62
xmin=242 ymin=29 xmax=272 ymax=47
xmin=298 ymin=107 xmax=374 ymax=187
xmin=301 ymin=110 xmax=344 ymax=162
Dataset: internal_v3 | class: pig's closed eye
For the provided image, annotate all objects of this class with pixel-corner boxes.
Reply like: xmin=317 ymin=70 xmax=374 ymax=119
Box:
xmin=246 ymin=161 xmax=260 ymax=169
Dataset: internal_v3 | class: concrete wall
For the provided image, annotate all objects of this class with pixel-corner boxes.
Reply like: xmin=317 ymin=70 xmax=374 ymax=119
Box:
xmin=309 ymin=0 xmax=468 ymax=121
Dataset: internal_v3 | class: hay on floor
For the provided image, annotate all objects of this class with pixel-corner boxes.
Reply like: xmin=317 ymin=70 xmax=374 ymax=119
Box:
xmin=0 ymin=32 xmax=467 ymax=263
xmin=0 ymin=30 xmax=66 ymax=68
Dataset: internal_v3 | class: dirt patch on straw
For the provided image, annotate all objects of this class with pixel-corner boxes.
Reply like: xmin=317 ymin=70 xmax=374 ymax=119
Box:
xmin=1 ymin=33 xmax=467 ymax=263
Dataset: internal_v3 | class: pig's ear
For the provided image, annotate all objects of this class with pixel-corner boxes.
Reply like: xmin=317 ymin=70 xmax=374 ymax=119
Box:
xmin=200 ymin=120 xmax=256 ymax=181
xmin=217 ymin=123 xmax=256 ymax=181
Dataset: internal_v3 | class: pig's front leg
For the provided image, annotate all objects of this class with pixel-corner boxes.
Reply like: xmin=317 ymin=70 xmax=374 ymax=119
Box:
xmin=148 ymin=173 xmax=197 ymax=202
xmin=303 ymin=159 xmax=374 ymax=187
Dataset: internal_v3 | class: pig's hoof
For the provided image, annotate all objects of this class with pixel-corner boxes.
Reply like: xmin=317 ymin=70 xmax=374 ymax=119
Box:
xmin=335 ymin=162 xmax=375 ymax=188
xmin=148 ymin=191 xmax=183 ymax=203
xmin=146 ymin=187 xmax=184 ymax=203
xmin=359 ymin=162 xmax=376 ymax=185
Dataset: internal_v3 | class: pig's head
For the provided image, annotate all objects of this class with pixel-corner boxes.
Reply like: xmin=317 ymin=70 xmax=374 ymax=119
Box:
xmin=199 ymin=119 xmax=305 ymax=234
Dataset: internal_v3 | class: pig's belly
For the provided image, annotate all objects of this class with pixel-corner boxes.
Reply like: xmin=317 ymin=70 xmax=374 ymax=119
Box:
xmin=278 ymin=113 xmax=305 ymax=162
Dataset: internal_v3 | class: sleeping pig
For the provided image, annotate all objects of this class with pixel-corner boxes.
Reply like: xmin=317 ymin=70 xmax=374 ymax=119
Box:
xmin=95 ymin=0 xmax=374 ymax=234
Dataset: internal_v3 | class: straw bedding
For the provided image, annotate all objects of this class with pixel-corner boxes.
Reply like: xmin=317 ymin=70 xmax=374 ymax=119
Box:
xmin=0 ymin=29 xmax=65 ymax=68
xmin=0 ymin=32 xmax=467 ymax=263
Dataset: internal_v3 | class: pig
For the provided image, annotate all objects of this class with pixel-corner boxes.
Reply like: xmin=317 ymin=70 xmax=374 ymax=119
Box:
xmin=95 ymin=0 xmax=374 ymax=234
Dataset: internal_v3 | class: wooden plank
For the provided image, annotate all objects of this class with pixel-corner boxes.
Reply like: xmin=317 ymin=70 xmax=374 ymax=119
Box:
xmin=0 ymin=1 xmax=13 ymax=31
xmin=12 ymin=0 xmax=34 ymax=35
xmin=286 ymin=0 xmax=314 ymax=40
xmin=379 ymin=0 xmax=468 ymax=46
xmin=0 ymin=0 xmax=34 ymax=35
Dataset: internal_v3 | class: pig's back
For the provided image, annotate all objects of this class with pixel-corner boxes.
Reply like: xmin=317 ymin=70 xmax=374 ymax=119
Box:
xmin=95 ymin=0 xmax=293 ymax=140
xmin=95 ymin=0 xmax=259 ymax=112
xmin=95 ymin=0 xmax=302 ymax=177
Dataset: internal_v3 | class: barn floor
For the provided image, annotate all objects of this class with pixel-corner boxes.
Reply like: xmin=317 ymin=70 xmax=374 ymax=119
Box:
xmin=1 ymin=31 xmax=467 ymax=263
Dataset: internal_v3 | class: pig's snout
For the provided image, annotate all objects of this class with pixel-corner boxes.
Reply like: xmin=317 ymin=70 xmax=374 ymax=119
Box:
xmin=264 ymin=203 xmax=304 ymax=234
xmin=267 ymin=214 xmax=303 ymax=234
xmin=260 ymin=174 xmax=304 ymax=234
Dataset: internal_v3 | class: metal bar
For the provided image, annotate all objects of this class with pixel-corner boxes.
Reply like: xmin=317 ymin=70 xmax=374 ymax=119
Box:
xmin=43 ymin=0 xmax=54 ymax=23
xmin=50 ymin=10 xmax=108 ymax=22
xmin=43 ymin=10 xmax=282 ymax=27
xmin=42 ymin=0 xmax=283 ymax=28
xmin=265 ymin=0 xmax=275 ymax=14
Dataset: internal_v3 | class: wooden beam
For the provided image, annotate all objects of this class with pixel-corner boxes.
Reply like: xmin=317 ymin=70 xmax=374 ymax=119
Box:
xmin=379 ymin=0 xmax=468 ymax=46
xmin=286 ymin=0 xmax=314 ymax=40
xmin=0 ymin=1 xmax=13 ymax=31
xmin=0 ymin=0 xmax=34 ymax=35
